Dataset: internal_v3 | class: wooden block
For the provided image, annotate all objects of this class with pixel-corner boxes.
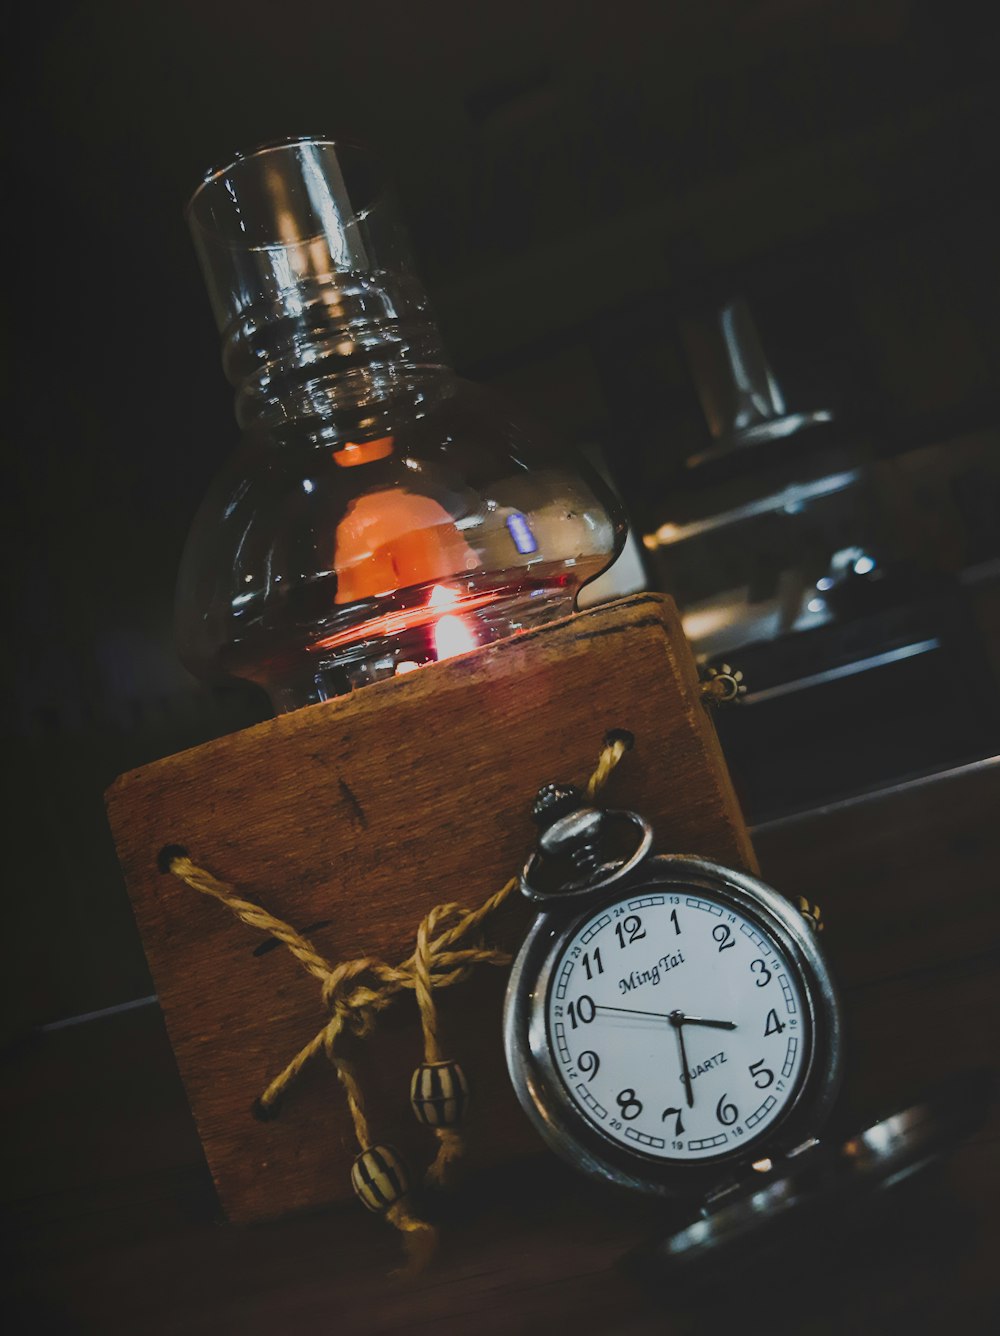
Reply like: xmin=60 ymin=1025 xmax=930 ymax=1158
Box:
xmin=105 ymin=593 xmax=755 ymax=1222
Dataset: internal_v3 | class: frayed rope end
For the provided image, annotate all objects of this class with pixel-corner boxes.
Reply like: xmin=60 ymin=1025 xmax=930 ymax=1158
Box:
xmin=386 ymin=1201 xmax=438 ymax=1279
xmin=424 ymin=1127 xmax=465 ymax=1189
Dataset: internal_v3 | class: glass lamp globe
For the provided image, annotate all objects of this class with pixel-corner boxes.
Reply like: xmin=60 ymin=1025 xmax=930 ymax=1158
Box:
xmin=176 ymin=138 xmax=625 ymax=711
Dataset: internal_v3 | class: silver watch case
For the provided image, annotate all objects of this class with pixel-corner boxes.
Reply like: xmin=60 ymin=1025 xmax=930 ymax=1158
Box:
xmin=503 ymin=855 xmax=844 ymax=1199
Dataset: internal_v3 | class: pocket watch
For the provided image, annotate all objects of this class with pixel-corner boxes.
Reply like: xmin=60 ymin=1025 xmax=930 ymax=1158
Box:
xmin=503 ymin=783 xmax=844 ymax=1198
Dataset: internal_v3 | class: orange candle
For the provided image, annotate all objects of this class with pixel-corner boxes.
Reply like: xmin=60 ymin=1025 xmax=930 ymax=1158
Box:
xmin=334 ymin=489 xmax=480 ymax=604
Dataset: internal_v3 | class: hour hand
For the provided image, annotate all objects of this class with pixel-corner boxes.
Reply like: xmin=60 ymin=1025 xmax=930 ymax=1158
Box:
xmin=679 ymin=1016 xmax=737 ymax=1031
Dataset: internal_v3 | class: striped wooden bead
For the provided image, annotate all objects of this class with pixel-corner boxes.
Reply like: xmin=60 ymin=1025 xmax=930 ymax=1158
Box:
xmin=410 ymin=1060 xmax=470 ymax=1128
xmin=350 ymin=1144 xmax=409 ymax=1213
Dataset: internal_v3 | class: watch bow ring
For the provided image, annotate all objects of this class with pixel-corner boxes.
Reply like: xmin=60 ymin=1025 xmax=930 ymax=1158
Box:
xmin=520 ymin=782 xmax=654 ymax=906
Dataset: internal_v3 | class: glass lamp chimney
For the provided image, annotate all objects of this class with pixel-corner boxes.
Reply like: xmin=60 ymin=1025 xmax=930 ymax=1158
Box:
xmin=176 ymin=138 xmax=625 ymax=711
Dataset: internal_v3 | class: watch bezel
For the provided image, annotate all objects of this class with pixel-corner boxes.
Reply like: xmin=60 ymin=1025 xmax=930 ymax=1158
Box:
xmin=503 ymin=855 xmax=844 ymax=1199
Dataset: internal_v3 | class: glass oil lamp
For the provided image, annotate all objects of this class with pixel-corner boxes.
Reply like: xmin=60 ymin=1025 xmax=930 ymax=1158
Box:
xmin=176 ymin=137 xmax=625 ymax=710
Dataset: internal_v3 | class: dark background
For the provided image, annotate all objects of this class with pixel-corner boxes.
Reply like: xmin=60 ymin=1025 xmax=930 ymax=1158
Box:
xmin=5 ymin=0 xmax=1000 ymax=1034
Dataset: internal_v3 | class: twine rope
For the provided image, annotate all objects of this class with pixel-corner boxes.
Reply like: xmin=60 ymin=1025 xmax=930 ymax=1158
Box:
xmin=163 ymin=731 xmax=631 ymax=1267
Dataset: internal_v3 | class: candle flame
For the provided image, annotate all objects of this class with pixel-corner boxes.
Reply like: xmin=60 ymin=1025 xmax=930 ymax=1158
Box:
xmin=427 ymin=584 xmax=460 ymax=609
xmin=434 ymin=613 xmax=478 ymax=661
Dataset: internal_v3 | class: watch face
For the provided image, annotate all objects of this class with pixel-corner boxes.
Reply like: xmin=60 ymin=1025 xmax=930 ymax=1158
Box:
xmin=543 ymin=885 xmax=811 ymax=1163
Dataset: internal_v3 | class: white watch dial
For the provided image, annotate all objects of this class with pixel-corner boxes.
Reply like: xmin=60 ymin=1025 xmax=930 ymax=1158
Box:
xmin=545 ymin=889 xmax=810 ymax=1161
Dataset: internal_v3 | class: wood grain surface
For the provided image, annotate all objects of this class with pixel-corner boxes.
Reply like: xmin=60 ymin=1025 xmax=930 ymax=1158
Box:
xmin=104 ymin=594 xmax=755 ymax=1222
xmin=7 ymin=756 xmax=998 ymax=1335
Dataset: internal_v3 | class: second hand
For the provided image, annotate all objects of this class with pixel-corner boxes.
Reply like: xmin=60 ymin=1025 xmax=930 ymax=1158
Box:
xmin=595 ymin=1004 xmax=736 ymax=1029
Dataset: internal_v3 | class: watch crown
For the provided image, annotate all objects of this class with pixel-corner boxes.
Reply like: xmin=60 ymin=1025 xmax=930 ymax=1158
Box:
xmin=538 ymin=807 xmax=606 ymax=878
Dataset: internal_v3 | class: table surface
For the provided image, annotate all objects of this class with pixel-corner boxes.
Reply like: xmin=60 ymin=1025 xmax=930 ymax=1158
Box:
xmin=5 ymin=757 xmax=999 ymax=1335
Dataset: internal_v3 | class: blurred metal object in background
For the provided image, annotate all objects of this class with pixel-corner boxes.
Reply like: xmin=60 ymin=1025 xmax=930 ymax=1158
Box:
xmin=681 ymin=297 xmax=833 ymax=470
xmin=641 ymin=289 xmax=1000 ymax=821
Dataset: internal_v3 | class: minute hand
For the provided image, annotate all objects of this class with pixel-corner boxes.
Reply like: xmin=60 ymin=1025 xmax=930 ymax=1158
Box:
xmin=593 ymin=1006 xmax=737 ymax=1029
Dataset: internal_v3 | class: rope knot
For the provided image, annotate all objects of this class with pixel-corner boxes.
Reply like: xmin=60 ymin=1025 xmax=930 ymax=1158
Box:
xmin=321 ymin=957 xmax=393 ymax=1036
xmin=165 ymin=733 xmax=631 ymax=1274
